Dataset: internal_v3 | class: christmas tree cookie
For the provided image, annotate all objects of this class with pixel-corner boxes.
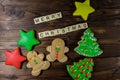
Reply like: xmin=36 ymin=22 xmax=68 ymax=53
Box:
xmin=66 ymin=58 xmax=94 ymax=80
xmin=74 ymin=28 xmax=103 ymax=57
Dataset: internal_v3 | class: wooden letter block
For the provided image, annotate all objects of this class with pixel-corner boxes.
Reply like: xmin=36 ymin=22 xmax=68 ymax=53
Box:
xmin=34 ymin=12 xmax=62 ymax=24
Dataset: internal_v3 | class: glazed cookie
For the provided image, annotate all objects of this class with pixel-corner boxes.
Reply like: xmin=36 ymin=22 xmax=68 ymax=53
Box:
xmin=5 ymin=48 xmax=26 ymax=69
xmin=66 ymin=58 xmax=94 ymax=80
xmin=26 ymin=51 xmax=50 ymax=76
xmin=46 ymin=38 xmax=69 ymax=63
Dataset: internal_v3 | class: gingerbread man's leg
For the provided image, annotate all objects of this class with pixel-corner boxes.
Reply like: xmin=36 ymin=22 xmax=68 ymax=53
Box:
xmin=31 ymin=61 xmax=50 ymax=76
xmin=32 ymin=68 xmax=41 ymax=76
xmin=58 ymin=56 xmax=68 ymax=63
xmin=41 ymin=61 xmax=50 ymax=70
xmin=58 ymin=47 xmax=69 ymax=63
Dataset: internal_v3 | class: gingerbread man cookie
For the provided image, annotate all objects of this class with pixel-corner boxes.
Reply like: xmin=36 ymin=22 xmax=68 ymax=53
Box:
xmin=26 ymin=51 xmax=50 ymax=76
xmin=46 ymin=38 xmax=69 ymax=63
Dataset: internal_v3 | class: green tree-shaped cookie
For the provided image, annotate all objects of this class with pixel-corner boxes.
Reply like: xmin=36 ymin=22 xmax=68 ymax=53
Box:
xmin=74 ymin=28 xmax=103 ymax=57
xmin=66 ymin=58 xmax=94 ymax=80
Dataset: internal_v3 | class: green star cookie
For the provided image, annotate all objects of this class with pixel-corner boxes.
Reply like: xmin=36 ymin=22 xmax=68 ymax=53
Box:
xmin=73 ymin=0 xmax=95 ymax=21
xmin=18 ymin=30 xmax=40 ymax=51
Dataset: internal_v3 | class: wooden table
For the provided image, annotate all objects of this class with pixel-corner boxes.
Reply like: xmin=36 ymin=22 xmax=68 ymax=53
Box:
xmin=0 ymin=0 xmax=120 ymax=80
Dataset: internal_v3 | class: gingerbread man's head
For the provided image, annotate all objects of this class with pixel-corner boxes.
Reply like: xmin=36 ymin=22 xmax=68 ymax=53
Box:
xmin=27 ymin=51 xmax=42 ymax=66
xmin=51 ymin=38 xmax=65 ymax=54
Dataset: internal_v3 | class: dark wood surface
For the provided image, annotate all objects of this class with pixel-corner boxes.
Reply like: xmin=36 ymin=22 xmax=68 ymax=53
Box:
xmin=0 ymin=0 xmax=120 ymax=80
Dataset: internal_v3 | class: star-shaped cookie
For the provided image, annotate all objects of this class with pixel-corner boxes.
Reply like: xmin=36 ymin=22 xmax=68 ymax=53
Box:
xmin=5 ymin=48 xmax=26 ymax=69
xmin=73 ymin=0 xmax=95 ymax=21
xmin=18 ymin=30 xmax=40 ymax=51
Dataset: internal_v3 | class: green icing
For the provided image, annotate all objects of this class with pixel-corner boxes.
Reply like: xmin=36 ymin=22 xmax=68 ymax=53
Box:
xmin=66 ymin=58 xmax=94 ymax=80
xmin=34 ymin=60 xmax=38 ymax=64
xmin=55 ymin=47 xmax=60 ymax=51
xmin=74 ymin=28 xmax=103 ymax=57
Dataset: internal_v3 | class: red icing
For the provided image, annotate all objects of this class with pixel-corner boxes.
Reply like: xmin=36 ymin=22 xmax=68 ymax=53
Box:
xmin=55 ymin=51 xmax=59 ymax=59
xmin=76 ymin=75 xmax=80 ymax=79
xmin=70 ymin=65 xmax=73 ymax=68
xmin=81 ymin=70 xmax=85 ymax=74
xmin=72 ymin=70 xmax=76 ymax=74
xmin=86 ymin=73 xmax=88 ymax=77
xmin=5 ymin=48 xmax=26 ymax=69
xmin=88 ymin=66 xmax=91 ymax=70
xmin=78 ymin=66 xmax=82 ymax=69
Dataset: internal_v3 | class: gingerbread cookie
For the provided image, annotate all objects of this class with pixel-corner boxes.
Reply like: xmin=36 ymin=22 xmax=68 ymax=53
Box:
xmin=46 ymin=38 xmax=69 ymax=63
xmin=26 ymin=51 xmax=50 ymax=76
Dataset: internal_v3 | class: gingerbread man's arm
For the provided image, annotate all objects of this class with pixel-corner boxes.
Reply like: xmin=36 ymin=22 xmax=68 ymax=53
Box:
xmin=64 ymin=47 xmax=69 ymax=53
xmin=46 ymin=46 xmax=52 ymax=52
xmin=38 ymin=53 xmax=44 ymax=60
xmin=26 ymin=62 xmax=32 ymax=68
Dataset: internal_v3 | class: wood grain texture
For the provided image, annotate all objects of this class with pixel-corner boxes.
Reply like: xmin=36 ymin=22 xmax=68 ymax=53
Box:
xmin=0 ymin=0 xmax=120 ymax=80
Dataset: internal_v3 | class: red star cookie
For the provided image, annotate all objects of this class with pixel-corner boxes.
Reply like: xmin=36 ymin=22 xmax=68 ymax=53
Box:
xmin=5 ymin=48 xmax=26 ymax=69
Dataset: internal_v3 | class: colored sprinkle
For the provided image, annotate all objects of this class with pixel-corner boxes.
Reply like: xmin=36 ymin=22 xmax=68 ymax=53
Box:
xmin=86 ymin=73 xmax=88 ymax=77
xmin=81 ymin=70 xmax=85 ymax=74
xmin=76 ymin=75 xmax=80 ymax=79
xmin=70 ymin=65 xmax=73 ymax=68
xmin=72 ymin=70 xmax=76 ymax=74
xmin=88 ymin=66 xmax=91 ymax=70
xmin=78 ymin=66 xmax=82 ymax=69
